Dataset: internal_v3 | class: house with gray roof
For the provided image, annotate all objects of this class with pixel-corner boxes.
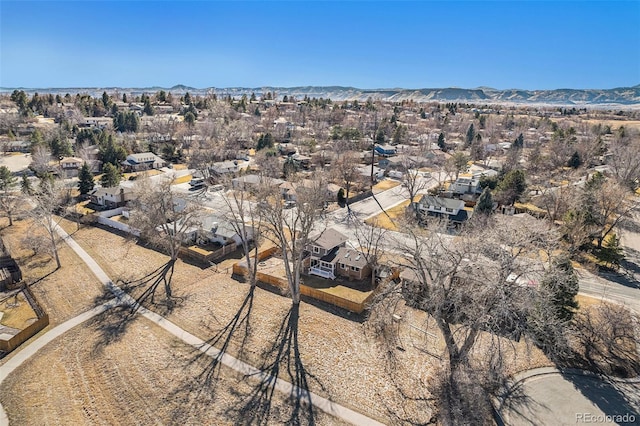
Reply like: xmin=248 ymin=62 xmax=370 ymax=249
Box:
xmin=304 ymin=228 xmax=370 ymax=280
xmin=122 ymin=152 xmax=166 ymax=171
xmin=415 ymin=196 xmax=471 ymax=226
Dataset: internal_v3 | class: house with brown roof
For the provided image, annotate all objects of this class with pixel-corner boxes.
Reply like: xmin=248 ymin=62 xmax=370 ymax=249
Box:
xmin=59 ymin=157 xmax=84 ymax=177
xmin=304 ymin=228 xmax=370 ymax=280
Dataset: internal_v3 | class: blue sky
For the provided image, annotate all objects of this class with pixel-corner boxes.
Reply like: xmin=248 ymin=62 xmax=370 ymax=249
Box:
xmin=1 ymin=1 xmax=638 ymax=90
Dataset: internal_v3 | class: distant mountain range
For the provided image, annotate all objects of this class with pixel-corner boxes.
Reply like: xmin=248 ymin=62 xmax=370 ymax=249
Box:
xmin=2 ymin=85 xmax=639 ymax=106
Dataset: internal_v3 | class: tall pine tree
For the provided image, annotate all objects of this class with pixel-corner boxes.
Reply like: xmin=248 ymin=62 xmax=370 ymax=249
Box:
xmin=78 ymin=162 xmax=95 ymax=195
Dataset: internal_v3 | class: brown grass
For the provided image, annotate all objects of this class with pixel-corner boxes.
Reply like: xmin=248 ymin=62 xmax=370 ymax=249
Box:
xmin=365 ymin=199 xmax=412 ymax=231
xmin=0 ymin=315 xmax=347 ymax=425
xmin=0 ymin=218 xmax=104 ymax=327
xmin=0 ymin=293 xmax=37 ymax=329
xmin=372 ymin=179 xmax=401 ymax=192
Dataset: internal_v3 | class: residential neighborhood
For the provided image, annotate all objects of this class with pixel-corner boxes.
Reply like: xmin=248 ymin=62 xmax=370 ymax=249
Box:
xmin=1 ymin=83 xmax=640 ymax=425
xmin=1 ymin=82 xmax=640 ymax=425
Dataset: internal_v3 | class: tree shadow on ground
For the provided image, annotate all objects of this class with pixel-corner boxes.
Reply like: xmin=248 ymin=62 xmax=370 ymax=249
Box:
xmin=226 ymin=303 xmax=325 ymax=425
xmin=90 ymin=260 xmax=181 ymax=351
xmin=496 ymin=377 xmax=546 ymax=426
xmin=561 ymin=373 xmax=639 ymax=422
xmin=166 ymin=285 xmax=257 ymax=421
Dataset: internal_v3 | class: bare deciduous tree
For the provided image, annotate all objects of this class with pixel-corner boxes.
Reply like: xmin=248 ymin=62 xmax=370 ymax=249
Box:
xmin=352 ymin=218 xmax=387 ymax=289
xmin=258 ymin=173 xmax=329 ymax=305
xmin=220 ymin=181 xmax=262 ymax=287
xmin=28 ymin=179 xmax=69 ymax=269
xmin=371 ymin=215 xmax=567 ymax=424
xmin=129 ymin=175 xmax=203 ymax=305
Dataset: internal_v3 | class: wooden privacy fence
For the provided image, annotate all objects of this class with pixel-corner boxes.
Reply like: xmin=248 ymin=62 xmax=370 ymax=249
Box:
xmin=0 ymin=287 xmax=49 ymax=353
xmin=232 ymin=247 xmax=377 ymax=314
xmin=180 ymin=242 xmax=237 ymax=263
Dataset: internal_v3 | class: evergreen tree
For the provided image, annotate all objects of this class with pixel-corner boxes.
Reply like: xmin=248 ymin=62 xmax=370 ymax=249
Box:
xmin=184 ymin=111 xmax=196 ymax=127
xmin=78 ymin=162 xmax=95 ymax=195
xmin=21 ymin=174 xmax=33 ymax=195
xmin=539 ymin=256 xmax=579 ymax=322
xmin=474 ymin=187 xmax=494 ymax=215
xmin=102 ymin=91 xmax=110 ymax=108
xmin=496 ymin=169 xmax=526 ymax=205
xmin=122 ymin=93 xmax=127 ymax=103
xmin=513 ymin=133 xmax=524 ymax=149
xmin=100 ymin=163 xmax=121 ymax=188
xmin=437 ymin=132 xmax=446 ymax=150
xmin=256 ymin=133 xmax=274 ymax=151
xmin=0 ymin=166 xmax=16 ymax=192
xmin=466 ymin=123 xmax=475 ymax=147
xmin=567 ymin=151 xmax=582 ymax=169
xmin=143 ymin=98 xmax=154 ymax=116
xmin=99 ymin=134 xmax=127 ymax=166
xmin=50 ymin=135 xmax=73 ymax=158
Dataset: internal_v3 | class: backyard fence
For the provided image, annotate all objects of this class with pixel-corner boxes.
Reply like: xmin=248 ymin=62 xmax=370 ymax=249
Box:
xmin=95 ymin=207 xmax=140 ymax=236
xmin=179 ymin=242 xmax=237 ymax=263
xmin=232 ymin=246 xmax=378 ymax=314
xmin=0 ymin=287 xmax=49 ymax=353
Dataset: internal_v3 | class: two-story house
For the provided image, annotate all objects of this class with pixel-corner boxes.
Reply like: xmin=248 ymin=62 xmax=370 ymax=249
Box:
xmin=415 ymin=195 xmax=471 ymax=226
xmin=304 ymin=228 xmax=371 ymax=281
xmin=305 ymin=228 xmax=349 ymax=279
xmin=450 ymin=176 xmax=481 ymax=196
xmin=90 ymin=186 xmax=134 ymax=208
xmin=59 ymin=157 xmax=84 ymax=177
xmin=121 ymin=152 xmax=166 ymax=172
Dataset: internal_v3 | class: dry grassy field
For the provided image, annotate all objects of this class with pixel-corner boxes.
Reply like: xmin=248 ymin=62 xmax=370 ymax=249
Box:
xmin=0 ymin=218 xmax=104 ymax=326
xmin=0 ymin=314 xmax=348 ymax=425
xmin=0 ymin=217 xmax=559 ymax=425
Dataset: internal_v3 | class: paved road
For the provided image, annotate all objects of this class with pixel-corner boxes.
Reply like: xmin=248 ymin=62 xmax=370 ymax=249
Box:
xmin=0 ymin=225 xmax=384 ymax=426
xmin=498 ymin=368 xmax=640 ymax=426
xmin=577 ymin=268 xmax=640 ymax=313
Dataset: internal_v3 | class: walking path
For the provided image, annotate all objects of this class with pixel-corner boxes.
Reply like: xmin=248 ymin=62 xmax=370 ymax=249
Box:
xmin=0 ymin=225 xmax=384 ymax=426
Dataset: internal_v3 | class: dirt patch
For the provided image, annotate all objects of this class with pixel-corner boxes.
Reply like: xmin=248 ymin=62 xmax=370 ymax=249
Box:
xmin=373 ymin=179 xmax=401 ymax=192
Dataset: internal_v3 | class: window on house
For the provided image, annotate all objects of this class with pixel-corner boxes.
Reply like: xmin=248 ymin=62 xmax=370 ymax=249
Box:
xmin=351 ymin=266 xmax=360 ymax=272
xmin=340 ymin=263 xmax=346 ymax=269
xmin=446 ymin=208 xmax=453 ymax=212
xmin=313 ymin=246 xmax=320 ymax=254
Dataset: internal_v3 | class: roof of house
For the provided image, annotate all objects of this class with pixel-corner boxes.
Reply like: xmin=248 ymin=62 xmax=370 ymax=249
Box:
xmin=419 ymin=196 xmax=464 ymax=210
xmin=331 ymin=247 xmax=368 ymax=268
xmin=376 ymin=144 xmax=396 ymax=152
xmin=233 ymin=174 xmax=284 ymax=186
xmin=127 ymin=152 xmax=161 ymax=163
xmin=311 ymin=228 xmax=349 ymax=251
xmin=60 ymin=157 xmax=83 ymax=164
xmin=198 ymin=214 xmax=238 ymax=239
xmin=91 ymin=186 xmax=132 ymax=197
xmin=425 ymin=208 xmax=471 ymax=223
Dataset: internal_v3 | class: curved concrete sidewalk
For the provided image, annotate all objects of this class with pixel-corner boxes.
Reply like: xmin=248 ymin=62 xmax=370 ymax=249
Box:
xmin=0 ymin=225 xmax=385 ymax=426
xmin=0 ymin=300 xmax=119 ymax=426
